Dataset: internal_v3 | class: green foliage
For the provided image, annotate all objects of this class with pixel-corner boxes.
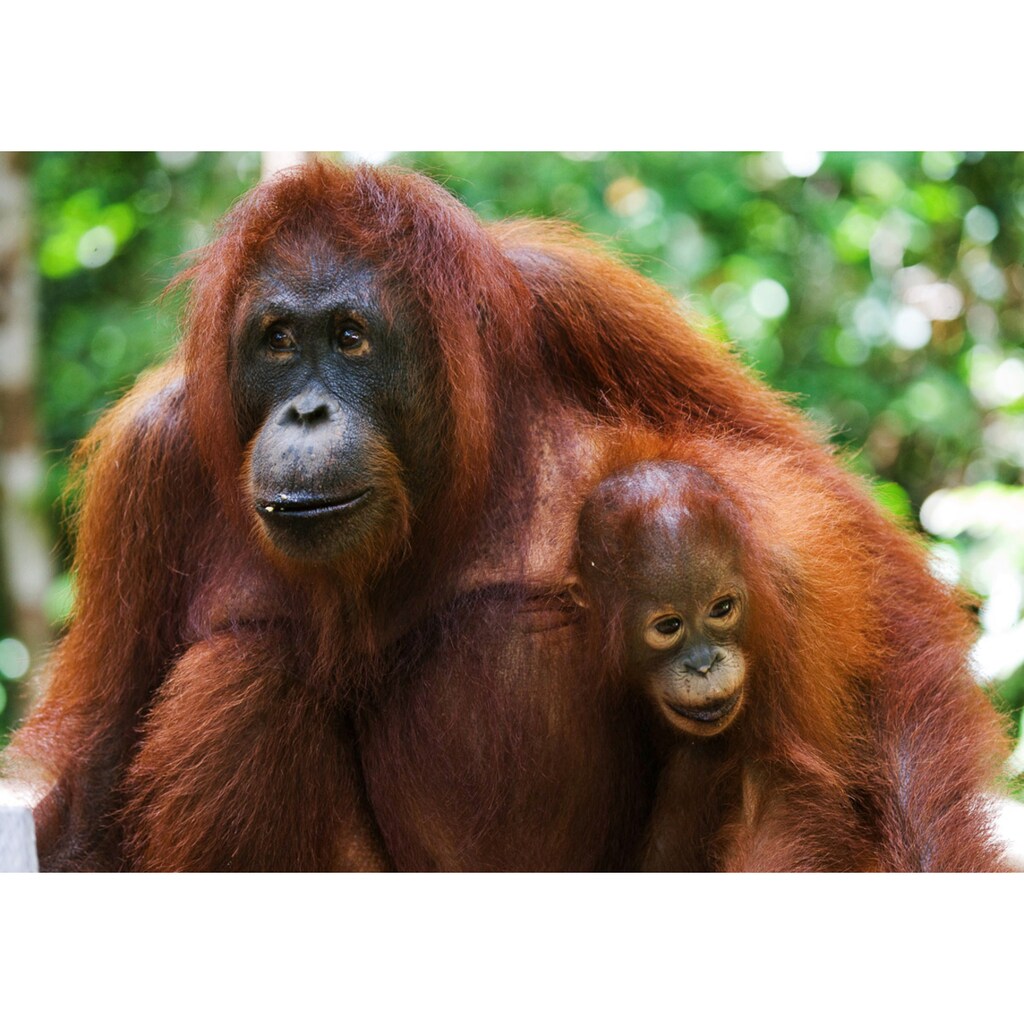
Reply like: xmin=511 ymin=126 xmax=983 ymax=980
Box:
xmin=2 ymin=152 xmax=1022 ymax=755
xmin=873 ymin=480 xmax=913 ymax=523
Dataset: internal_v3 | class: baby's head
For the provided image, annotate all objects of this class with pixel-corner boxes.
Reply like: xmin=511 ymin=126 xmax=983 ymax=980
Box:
xmin=573 ymin=462 xmax=749 ymax=738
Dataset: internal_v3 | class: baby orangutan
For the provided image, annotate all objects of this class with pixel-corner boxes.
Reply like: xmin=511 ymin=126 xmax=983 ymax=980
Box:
xmin=571 ymin=446 xmax=1007 ymax=871
xmin=571 ymin=457 xmax=884 ymax=871
xmin=574 ymin=461 xmax=749 ymax=741
xmin=571 ymin=461 xmax=755 ymax=869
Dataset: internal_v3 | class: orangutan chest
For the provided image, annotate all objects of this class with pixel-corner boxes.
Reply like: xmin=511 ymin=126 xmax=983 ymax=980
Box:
xmin=356 ymin=597 xmax=654 ymax=871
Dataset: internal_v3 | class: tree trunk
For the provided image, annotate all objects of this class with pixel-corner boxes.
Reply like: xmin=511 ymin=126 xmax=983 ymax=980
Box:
xmin=0 ymin=152 xmax=53 ymax=723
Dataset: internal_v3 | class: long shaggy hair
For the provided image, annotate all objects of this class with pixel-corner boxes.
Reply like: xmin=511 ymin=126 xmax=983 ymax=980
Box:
xmin=3 ymin=161 xmax=1009 ymax=871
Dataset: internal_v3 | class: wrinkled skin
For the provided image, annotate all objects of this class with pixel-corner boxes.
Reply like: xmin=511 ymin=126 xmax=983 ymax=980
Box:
xmin=235 ymin=252 xmax=444 ymax=574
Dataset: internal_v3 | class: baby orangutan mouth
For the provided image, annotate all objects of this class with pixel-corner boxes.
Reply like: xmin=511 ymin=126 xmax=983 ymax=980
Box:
xmin=664 ymin=690 xmax=741 ymax=724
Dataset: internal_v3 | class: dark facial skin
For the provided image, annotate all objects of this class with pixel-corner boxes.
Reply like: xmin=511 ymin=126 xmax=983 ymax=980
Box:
xmin=230 ymin=241 xmax=444 ymax=567
xmin=575 ymin=462 xmax=749 ymax=738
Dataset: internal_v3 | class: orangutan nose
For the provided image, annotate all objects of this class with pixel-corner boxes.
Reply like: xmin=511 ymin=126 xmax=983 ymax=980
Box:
xmin=280 ymin=387 xmax=339 ymax=428
xmin=683 ymin=645 xmax=720 ymax=675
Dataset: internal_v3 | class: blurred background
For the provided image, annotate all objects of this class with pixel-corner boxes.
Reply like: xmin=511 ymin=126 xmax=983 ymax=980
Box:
xmin=0 ymin=151 xmax=1021 ymax=801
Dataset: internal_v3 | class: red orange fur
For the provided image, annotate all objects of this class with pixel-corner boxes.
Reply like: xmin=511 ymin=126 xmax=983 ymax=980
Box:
xmin=3 ymin=160 xmax=1009 ymax=870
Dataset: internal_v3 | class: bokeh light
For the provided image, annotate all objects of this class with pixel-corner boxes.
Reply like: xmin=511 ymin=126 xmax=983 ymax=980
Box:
xmin=0 ymin=638 xmax=30 ymax=681
xmin=780 ymin=151 xmax=823 ymax=177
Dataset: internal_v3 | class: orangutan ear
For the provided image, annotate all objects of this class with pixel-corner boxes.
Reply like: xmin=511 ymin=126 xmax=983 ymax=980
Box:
xmin=564 ymin=573 xmax=590 ymax=609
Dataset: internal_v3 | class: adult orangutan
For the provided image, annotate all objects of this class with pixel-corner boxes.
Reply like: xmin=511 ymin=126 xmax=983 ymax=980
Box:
xmin=2 ymin=160 xmax=1009 ymax=870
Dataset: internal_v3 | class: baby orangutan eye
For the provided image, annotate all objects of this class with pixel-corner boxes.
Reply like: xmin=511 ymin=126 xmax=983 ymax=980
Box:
xmin=709 ymin=597 xmax=735 ymax=619
xmin=644 ymin=614 xmax=684 ymax=650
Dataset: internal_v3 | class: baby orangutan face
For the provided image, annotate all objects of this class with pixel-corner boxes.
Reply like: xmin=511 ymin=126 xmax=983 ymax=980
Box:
xmin=574 ymin=462 xmax=749 ymax=738
xmin=628 ymin=563 xmax=747 ymax=737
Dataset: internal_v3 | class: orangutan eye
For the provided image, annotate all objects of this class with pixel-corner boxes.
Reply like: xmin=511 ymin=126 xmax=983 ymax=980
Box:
xmin=645 ymin=614 xmax=684 ymax=650
xmin=709 ymin=598 xmax=734 ymax=619
xmin=265 ymin=326 xmax=296 ymax=354
xmin=654 ymin=616 xmax=682 ymax=636
xmin=336 ymin=321 xmax=370 ymax=356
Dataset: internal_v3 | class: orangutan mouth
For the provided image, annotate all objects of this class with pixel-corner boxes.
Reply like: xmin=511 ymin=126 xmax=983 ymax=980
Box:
xmin=666 ymin=691 xmax=740 ymax=723
xmin=256 ymin=488 xmax=372 ymax=520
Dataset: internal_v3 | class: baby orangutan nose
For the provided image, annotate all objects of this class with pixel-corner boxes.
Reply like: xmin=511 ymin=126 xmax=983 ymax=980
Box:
xmin=682 ymin=643 xmax=721 ymax=676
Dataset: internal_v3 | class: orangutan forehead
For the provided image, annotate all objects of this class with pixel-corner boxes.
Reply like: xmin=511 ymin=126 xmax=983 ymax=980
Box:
xmin=579 ymin=508 xmax=744 ymax=610
xmin=237 ymin=249 xmax=386 ymax=330
xmin=595 ymin=471 xmax=738 ymax=549
xmin=633 ymin=516 xmax=742 ymax=584
xmin=250 ymin=244 xmax=378 ymax=302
